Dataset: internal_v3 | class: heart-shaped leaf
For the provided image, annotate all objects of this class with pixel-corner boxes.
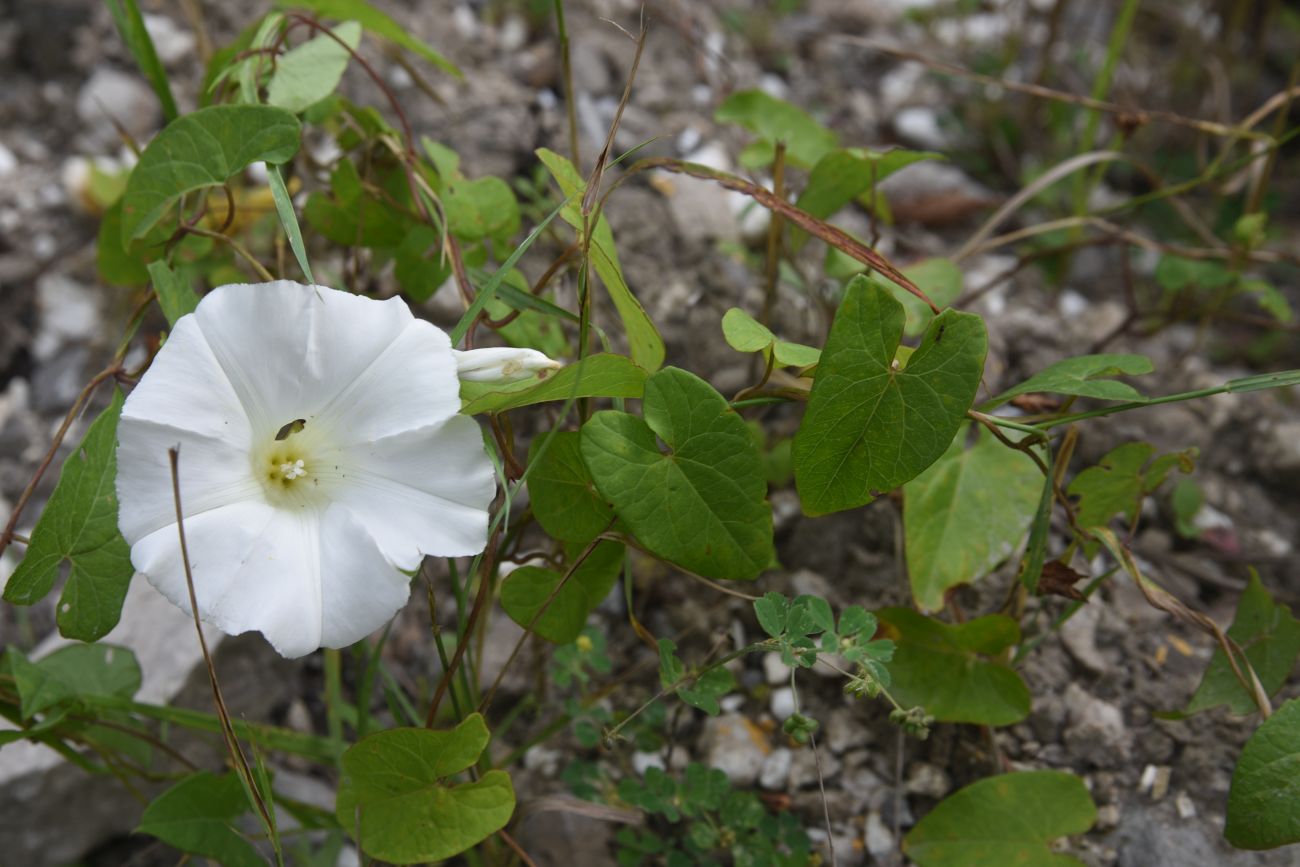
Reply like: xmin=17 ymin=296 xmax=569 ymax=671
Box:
xmin=137 ymin=772 xmax=266 ymax=867
xmin=527 ymin=431 xmax=615 ymax=544
xmin=878 ymin=609 xmax=1030 ymax=726
xmin=500 ymin=541 xmax=624 ymax=643
xmin=4 ymin=644 xmax=141 ymax=720
xmin=581 ymin=367 xmax=773 ymax=581
xmin=794 ymin=276 xmax=986 ymax=516
xmin=1227 ymin=698 xmax=1300 ymax=849
xmin=3 ymin=391 xmax=134 ymax=641
xmin=904 ymin=428 xmax=1042 ymax=611
xmin=267 ymin=20 xmax=361 ymax=113
xmin=904 ymin=771 xmax=1096 ymax=867
xmin=337 ymin=715 xmax=515 ymax=864
xmin=121 ymin=105 xmax=301 ymax=243
xmin=721 ymin=308 xmax=820 ymax=368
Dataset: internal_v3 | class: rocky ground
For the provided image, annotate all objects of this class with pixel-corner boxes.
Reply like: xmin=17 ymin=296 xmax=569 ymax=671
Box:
xmin=2 ymin=0 xmax=1299 ymax=865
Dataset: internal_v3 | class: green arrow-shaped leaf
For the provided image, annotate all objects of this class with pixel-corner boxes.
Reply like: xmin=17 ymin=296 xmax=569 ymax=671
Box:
xmin=120 ymin=105 xmax=301 ymax=243
xmin=3 ymin=643 xmax=141 ymax=720
xmin=3 ymin=391 xmax=135 ymax=641
xmin=336 ymin=715 xmax=515 ymax=864
xmin=988 ymin=353 xmax=1153 ymax=407
xmin=500 ymin=541 xmax=624 ymax=643
xmin=794 ymin=276 xmax=986 ymax=516
xmin=1068 ymin=442 xmax=1196 ymax=530
xmin=581 ymin=367 xmax=774 ymax=581
xmin=1226 ymin=698 xmax=1300 ymax=849
xmin=526 ymin=432 xmax=615 ymax=544
xmin=904 ymin=428 xmax=1042 ymax=611
xmin=1185 ymin=572 xmax=1300 ymax=716
xmin=878 ymin=608 xmax=1030 ymax=726
xmin=904 ymin=771 xmax=1096 ymax=867
xmin=267 ymin=21 xmax=361 ymax=113
xmin=137 ymin=772 xmax=267 ymax=867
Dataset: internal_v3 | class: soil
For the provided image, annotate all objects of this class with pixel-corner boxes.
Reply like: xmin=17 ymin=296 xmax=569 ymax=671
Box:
xmin=2 ymin=1 xmax=1299 ymax=866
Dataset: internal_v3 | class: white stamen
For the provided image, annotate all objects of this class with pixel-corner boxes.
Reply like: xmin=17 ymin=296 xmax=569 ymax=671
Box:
xmin=279 ymin=459 xmax=307 ymax=480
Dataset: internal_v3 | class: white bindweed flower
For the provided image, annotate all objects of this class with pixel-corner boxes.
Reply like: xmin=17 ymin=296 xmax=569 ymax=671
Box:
xmin=452 ymin=346 xmax=562 ymax=383
xmin=115 ymin=281 xmax=497 ymax=658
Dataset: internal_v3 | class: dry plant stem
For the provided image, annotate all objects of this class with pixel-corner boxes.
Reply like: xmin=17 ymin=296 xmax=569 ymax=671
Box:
xmin=789 ymin=668 xmax=836 ymax=867
xmin=580 ymin=16 xmax=648 ymax=219
xmin=606 ymin=533 xmax=761 ymax=601
xmin=620 ymin=158 xmax=940 ymax=313
xmin=835 ymin=36 xmax=1275 ymax=141
xmin=498 ymin=828 xmax=540 ymax=867
xmin=68 ymin=713 xmax=200 ymax=772
xmin=1093 ymin=528 xmax=1271 ymax=717
xmin=963 ymin=214 xmax=1294 ymax=267
xmin=182 ymin=226 xmax=275 ymax=281
xmin=554 ymin=0 xmax=581 ymax=169
xmin=0 ymin=363 xmax=123 ymax=561
xmin=478 ymin=527 xmax=614 ymax=714
xmin=167 ymin=448 xmax=278 ymax=839
xmin=425 ymin=531 xmax=500 ymax=727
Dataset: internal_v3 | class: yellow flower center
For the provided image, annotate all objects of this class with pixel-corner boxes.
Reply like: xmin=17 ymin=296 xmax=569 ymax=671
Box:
xmin=254 ymin=421 xmax=331 ymax=509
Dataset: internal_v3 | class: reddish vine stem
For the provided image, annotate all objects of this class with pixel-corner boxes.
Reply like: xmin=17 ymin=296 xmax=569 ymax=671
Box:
xmin=0 ymin=363 xmax=123 ymax=561
xmin=424 ymin=529 xmax=502 ymax=727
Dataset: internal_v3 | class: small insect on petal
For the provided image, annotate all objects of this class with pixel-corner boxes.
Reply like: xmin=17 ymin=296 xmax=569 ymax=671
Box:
xmin=275 ymin=418 xmax=307 ymax=441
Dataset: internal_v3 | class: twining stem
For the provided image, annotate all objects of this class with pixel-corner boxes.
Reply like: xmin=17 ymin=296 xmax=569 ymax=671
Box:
xmin=789 ymin=669 xmax=836 ymax=867
xmin=604 ymin=641 xmax=772 ymax=743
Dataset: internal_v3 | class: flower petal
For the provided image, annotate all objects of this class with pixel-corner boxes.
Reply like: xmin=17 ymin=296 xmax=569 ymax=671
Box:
xmin=130 ymin=500 xmax=408 ymax=657
xmin=115 ymin=417 xmax=263 ymax=543
xmin=309 ymin=319 xmax=462 ymax=446
xmin=317 ymin=505 xmax=414 ymax=649
xmin=120 ymin=314 xmax=252 ymax=443
xmin=192 ymin=282 xmax=433 ymax=437
xmin=323 ymin=415 xmax=496 ymax=566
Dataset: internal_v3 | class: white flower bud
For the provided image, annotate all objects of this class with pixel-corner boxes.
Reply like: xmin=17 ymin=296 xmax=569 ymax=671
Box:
xmin=452 ymin=347 xmax=562 ymax=383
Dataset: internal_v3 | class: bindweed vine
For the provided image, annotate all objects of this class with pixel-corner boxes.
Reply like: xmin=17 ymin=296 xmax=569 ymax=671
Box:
xmin=4 ymin=2 xmax=1300 ymax=865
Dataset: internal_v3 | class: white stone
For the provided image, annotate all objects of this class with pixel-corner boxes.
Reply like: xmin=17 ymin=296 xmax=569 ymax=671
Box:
xmin=33 ymin=274 xmax=101 ymax=361
xmin=142 ymin=14 xmax=197 ymax=66
xmin=904 ymin=762 xmax=950 ymax=799
xmin=763 ymin=651 xmax=791 ymax=685
xmin=76 ymin=68 xmax=160 ymax=146
xmin=498 ymin=15 xmax=529 ymax=52
xmin=1059 ymin=289 xmax=1089 ymax=318
xmin=701 ymin=713 xmax=770 ymax=786
xmin=770 ymin=686 xmax=797 ymax=721
xmin=632 ymin=751 xmax=666 ymax=775
xmin=864 ymin=811 xmax=895 ymax=857
xmin=759 ymin=747 xmax=792 ymax=789
xmin=0 ymin=142 xmax=16 ymax=178
xmin=894 ymin=106 xmax=949 ymax=150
